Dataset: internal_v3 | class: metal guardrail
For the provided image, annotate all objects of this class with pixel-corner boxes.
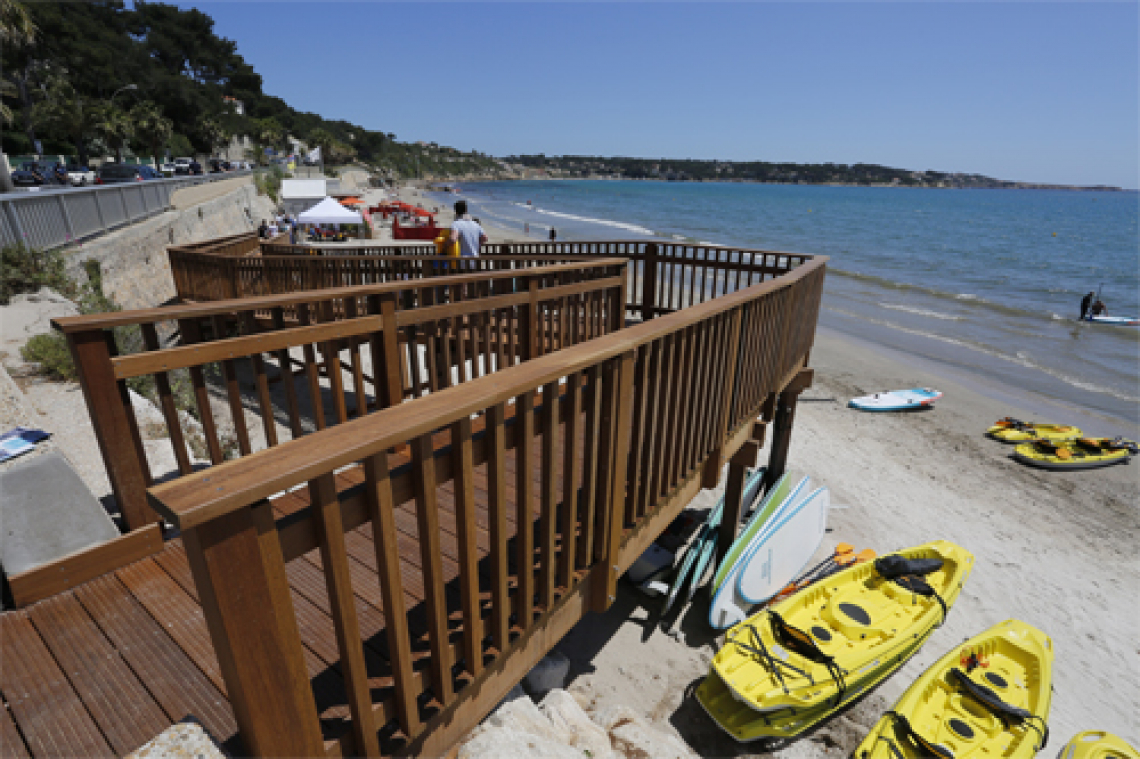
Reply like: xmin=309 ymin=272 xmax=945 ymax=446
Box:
xmin=0 ymin=170 xmax=253 ymax=251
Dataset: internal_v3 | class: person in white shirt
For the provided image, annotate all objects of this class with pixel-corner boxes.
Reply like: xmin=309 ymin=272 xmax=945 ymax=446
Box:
xmin=449 ymin=200 xmax=487 ymax=269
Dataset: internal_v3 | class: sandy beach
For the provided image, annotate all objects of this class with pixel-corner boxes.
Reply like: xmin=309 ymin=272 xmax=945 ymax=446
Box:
xmin=538 ymin=325 xmax=1137 ymax=756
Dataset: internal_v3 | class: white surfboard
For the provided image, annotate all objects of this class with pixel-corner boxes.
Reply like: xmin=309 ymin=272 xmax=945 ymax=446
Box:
xmin=736 ymin=487 xmax=831 ymax=605
xmin=848 ymin=387 xmax=942 ymax=412
xmin=707 ymin=475 xmax=813 ymax=630
xmin=710 ymin=471 xmax=800 ymax=594
xmin=1087 ymin=315 xmax=1140 ymax=326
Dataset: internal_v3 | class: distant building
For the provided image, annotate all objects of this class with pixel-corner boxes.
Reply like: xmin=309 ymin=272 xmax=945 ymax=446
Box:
xmin=280 ymin=178 xmax=328 ymax=216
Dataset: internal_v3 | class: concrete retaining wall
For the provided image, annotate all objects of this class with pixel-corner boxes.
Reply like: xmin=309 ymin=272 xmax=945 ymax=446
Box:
xmin=61 ymin=181 xmax=276 ymax=311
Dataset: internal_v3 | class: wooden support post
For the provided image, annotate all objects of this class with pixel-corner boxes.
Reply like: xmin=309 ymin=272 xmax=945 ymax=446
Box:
xmin=715 ymin=440 xmax=759 ymax=567
xmin=640 ymin=243 xmax=658 ymax=321
xmin=182 ymin=502 xmax=323 ymax=757
xmin=65 ymin=328 xmax=158 ymax=531
xmin=591 ymin=351 xmax=636 ymax=613
xmin=762 ymin=368 xmax=814 ymax=492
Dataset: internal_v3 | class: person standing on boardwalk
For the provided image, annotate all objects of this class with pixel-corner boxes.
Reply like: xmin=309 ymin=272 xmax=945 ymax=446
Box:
xmin=1080 ymin=291 xmax=1095 ymax=320
xmin=549 ymin=227 xmax=557 ymax=241
xmin=450 ymin=200 xmax=486 ymax=269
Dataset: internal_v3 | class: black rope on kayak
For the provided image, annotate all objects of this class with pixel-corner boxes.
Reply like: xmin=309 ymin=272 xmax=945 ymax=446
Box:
xmin=947 ymin=668 xmax=1050 ymax=751
xmin=730 ymin=618 xmax=807 ymax=695
xmin=884 ymin=711 xmax=955 ymax=759
xmin=768 ymin=611 xmax=848 ymax=708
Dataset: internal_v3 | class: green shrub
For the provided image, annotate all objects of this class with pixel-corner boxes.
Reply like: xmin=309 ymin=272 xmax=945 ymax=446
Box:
xmin=1 ymin=244 xmax=77 ymax=304
xmin=21 ymin=332 xmax=76 ymax=380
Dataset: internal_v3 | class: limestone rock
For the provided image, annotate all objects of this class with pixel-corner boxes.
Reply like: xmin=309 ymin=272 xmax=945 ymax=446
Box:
xmin=592 ymin=704 xmax=696 ymax=759
xmin=482 ymin=695 xmax=572 ymax=745
xmin=458 ymin=727 xmax=587 ymax=759
xmin=125 ymin=721 xmax=225 ymax=759
xmin=540 ymin=690 xmax=613 ymax=759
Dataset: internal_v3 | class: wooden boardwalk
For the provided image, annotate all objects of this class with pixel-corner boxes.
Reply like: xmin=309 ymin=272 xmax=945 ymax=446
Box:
xmin=1 ymin=425 xmax=574 ymax=758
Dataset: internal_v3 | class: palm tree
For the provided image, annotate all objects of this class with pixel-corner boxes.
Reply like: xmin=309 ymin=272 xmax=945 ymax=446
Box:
xmin=194 ymin=116 xmax=227 ymax=157
xmin=30 ymin=76 xmax=98 ymax=165
xmin=131 ymin=100 xmax=172 ymax=167
xmin=92 ymin=102 xmax=132 ymax=162
xmin=0 ymin=0 xmax=35 ymax=46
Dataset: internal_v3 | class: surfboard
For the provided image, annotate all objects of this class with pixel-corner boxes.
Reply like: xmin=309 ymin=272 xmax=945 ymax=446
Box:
xmin=710 ymin=471 xmax=801 ymax=594
xmin=707 ymin=475 xmax=813 ymax=630
xmin=680 ymin=468 xmax=766 ymax=607
xmin=848 ymin=387 xmax=942 ymax=412
xmin=736 ymin=487 xmax=831 ymax=605
xmin=662 ymin=468 xmax=765 ymax=615
xmin=1087 ymin=315 xmax=1140 ymax=326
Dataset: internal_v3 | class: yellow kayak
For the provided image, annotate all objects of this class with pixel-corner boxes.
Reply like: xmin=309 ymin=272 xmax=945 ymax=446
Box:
xmin=987 ymin=418 xmax=1082 ymax=443
xmin=853 ymin=619 xmax=1053 ymax=759
xmin=709 ymin=541 xmax=973 ymax=717
xmin=697 ymin=630 xmax=929 ymax=741
xmin=1058 ymin=731 xmax=1140 ymax=759
xmin=1012 ymin=438 xmax=1139 ymax=471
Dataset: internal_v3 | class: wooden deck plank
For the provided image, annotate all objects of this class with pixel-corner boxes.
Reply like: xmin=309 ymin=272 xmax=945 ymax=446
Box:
xmin=72 ymin=574 xmax=239 ymax=748
xmin=0 ymin=612 xmax=115 ymax=758
xmin=27 ymin=593 xmax=172 ymax=756
xmin=0 ymin=702 xmax=31 ymax=759
xmin=114 ymin=557 xmax=227 ymax=694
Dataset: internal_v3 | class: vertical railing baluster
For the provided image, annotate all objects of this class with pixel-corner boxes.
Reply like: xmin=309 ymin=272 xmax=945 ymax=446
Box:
xmin=309 ymin=472 xmax=380 ymax=756
xmin=539 ymin=380 xmax=559 ymax=609
xmin=411 ymin=433 xmax=454 ymax=705
xmin=514 ymin=390 xmax=536 ymax=625
xmin=451 ymin=416 xmax=484 ymax=677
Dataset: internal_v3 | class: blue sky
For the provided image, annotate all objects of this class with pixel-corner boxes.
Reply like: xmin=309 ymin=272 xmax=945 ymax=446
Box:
xmin=190 ymin=2 xmax=1138 ymax=188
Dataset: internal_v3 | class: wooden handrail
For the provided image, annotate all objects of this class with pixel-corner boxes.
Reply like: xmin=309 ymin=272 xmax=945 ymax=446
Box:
xmin=57 ymin=261 xmax=627 ymax=531
xmin=143 ymin=243 xmax=826 ymax=757
xmin=55 ymin=259 xmax=626 ymax=332
xmin=149 ymin=255 xmax=826 ymax=529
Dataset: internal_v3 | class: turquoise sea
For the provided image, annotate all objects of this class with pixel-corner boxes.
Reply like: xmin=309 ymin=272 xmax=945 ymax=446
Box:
xmin=434 ymin=181 xmax=1139 ymax=426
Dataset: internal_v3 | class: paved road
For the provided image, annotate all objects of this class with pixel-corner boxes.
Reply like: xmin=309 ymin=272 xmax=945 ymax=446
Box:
xmin=170 ymin=175 xmax=252 ymax=209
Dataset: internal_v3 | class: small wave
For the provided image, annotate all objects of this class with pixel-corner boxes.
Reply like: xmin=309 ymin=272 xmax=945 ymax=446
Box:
xmin=956 ymin=294 xmax=980 ymax=301
xmin=526 ymin=206 xmax=656 ymax=236
xmin=877 ymin=303 xmax=962 ymax=321
xmin=826 ymin=307 xmax=1140 ymax=403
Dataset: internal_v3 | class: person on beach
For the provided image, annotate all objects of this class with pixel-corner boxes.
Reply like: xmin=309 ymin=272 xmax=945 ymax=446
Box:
xmin=549 ymin=227 xmax=557 ymax=241
xmin=450 ymin=200 xmax=487 ymax=270
xmin=1091 ymin=299 xmax=1108 ymax=317
xmin=1080 ymin=291 xmax=1095 ymax=320
xmin=257 ymin=219 xmax=268 ymax=238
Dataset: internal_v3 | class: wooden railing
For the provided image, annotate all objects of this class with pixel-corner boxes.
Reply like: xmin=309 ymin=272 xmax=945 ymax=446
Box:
xmin=173 ymin=240 xmax=812 ymax=321
xmin=54 ymin=261 xmax=627 ymax=531
xmin=144 ymin=252 xmax=827 ymax=757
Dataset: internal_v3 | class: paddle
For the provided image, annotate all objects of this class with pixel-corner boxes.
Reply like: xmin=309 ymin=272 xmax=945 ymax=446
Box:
xmin=791 ymin=543 xmax=854 ymax=587
xmin=770 ymin=547 xmax=873 ymax=603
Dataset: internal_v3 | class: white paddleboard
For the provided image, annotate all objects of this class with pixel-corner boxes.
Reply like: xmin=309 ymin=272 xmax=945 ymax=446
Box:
xmin=736 ymin=487 xmax=831 ymax=605
xmin=848 ymin=387 xmax=942 ymax=412
xmin=710 ymin=471 xmax=799 ymax=594
xmin=707 ymin=475 xmax=813 ymax=630
xmin=1087 ymin=315 xmax=1140 ymax=326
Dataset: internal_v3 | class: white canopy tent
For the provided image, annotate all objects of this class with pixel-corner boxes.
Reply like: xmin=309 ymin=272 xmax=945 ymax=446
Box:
xmin=297 ymin=196 xmax=363 ymax=225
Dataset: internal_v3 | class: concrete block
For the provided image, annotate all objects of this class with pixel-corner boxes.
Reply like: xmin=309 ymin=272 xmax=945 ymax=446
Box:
xmin=0 ymin=451 xmax=120 ymax=576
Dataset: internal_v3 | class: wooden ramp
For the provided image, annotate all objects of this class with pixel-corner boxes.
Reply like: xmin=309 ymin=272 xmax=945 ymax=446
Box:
xmin=1 ymin=434 xmax=579 ymax=758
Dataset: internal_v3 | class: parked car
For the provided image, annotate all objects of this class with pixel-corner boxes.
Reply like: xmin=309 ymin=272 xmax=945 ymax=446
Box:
xmin=95 ymin=163 xmax=159 ymax=184
xmin=11 ymin=161 xmax=49 ymax=187
xmin=173 ymin=157 xmax=193 ymax=175
xmin=188 ymin=159 xmax=203 ymax=175
xmin=65 ymin=164 xmax=96 ymax=186
xmin=159 ymin=162 xmax=177 ymax=177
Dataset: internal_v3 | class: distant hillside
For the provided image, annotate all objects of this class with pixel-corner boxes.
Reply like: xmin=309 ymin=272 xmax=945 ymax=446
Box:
xmin=503 ymin=155 xmax=1123 ymax=191
xmin=1 ymin=1 xmax=503 ymax=180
